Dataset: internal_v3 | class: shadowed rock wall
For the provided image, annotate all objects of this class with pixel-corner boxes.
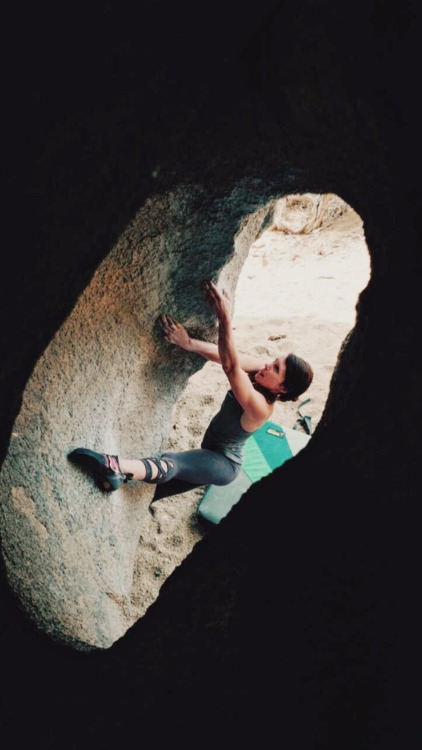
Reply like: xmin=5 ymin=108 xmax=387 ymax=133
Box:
xmin=1 ymin=0 xmax=419 ymax=747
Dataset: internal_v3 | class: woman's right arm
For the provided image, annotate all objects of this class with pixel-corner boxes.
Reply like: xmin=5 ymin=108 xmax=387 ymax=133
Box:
xmin=160 ymin=314 xmax=264 ymax=371
xmin=200 ymin=280 xmax=272 ymax=426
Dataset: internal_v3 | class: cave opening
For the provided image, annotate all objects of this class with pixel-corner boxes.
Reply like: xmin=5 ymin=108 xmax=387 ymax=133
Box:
xmin=133 ymin=191 xmax=372 ymax=628
xmin=170 ymin=192 xmax=371 ymax=457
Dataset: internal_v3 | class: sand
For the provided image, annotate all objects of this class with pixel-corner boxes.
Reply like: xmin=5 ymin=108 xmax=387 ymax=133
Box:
xmin=131 ymin=193 xmax=371 ymax=617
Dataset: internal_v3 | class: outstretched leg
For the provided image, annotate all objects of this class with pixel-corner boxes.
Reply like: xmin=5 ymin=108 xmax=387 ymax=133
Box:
xmin=68 ymin=449 xmax=175 ymax=492
xmin=69 ymin=447 xmax=239 ymax=492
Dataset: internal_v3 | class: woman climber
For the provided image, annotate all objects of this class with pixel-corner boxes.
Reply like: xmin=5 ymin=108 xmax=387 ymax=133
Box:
xmin=69 ymin=279 xmax=313 ymax=492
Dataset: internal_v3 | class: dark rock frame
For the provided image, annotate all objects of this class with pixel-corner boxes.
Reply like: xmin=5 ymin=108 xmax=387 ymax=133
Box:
xmin=1 ymin=1 xmax=419 ymax=747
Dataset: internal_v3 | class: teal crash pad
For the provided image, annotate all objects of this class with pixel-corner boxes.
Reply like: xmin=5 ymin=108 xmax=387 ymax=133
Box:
xmin=198 ymin=420 xmax=311 ymax=524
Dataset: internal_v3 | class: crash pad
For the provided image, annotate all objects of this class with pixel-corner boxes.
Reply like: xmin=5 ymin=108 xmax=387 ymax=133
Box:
xmin=198 ymin=420 xmax=311 ymax=524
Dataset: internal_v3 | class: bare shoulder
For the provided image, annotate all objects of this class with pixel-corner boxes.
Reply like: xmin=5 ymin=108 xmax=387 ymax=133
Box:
xmin=240 ymin=395 xmax=273 ymax=432
xmin=239 ymin=387 xmax=273 ymax=429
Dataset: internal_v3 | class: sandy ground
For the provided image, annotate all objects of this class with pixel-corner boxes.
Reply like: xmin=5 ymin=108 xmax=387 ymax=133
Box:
xmin=131 ymin=194 xmax=371 ymax=616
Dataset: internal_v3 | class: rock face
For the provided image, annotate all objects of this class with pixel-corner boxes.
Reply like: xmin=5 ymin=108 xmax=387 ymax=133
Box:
xmin=0 ymin=186 xmax=273 ymax=648
xmin=1 ymin=1 xmax=419 ymax=747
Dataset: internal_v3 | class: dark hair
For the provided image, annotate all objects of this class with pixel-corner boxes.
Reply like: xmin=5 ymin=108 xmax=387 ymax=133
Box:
xmin=250 ymin=353 xmax=313 ymax=404
xmin=280 ymin=353 xmax=314 ymax=402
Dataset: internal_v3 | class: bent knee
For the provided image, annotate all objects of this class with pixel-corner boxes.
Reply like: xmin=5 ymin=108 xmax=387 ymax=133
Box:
xmin=213 ymin=474 xmax=238 ymax=487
